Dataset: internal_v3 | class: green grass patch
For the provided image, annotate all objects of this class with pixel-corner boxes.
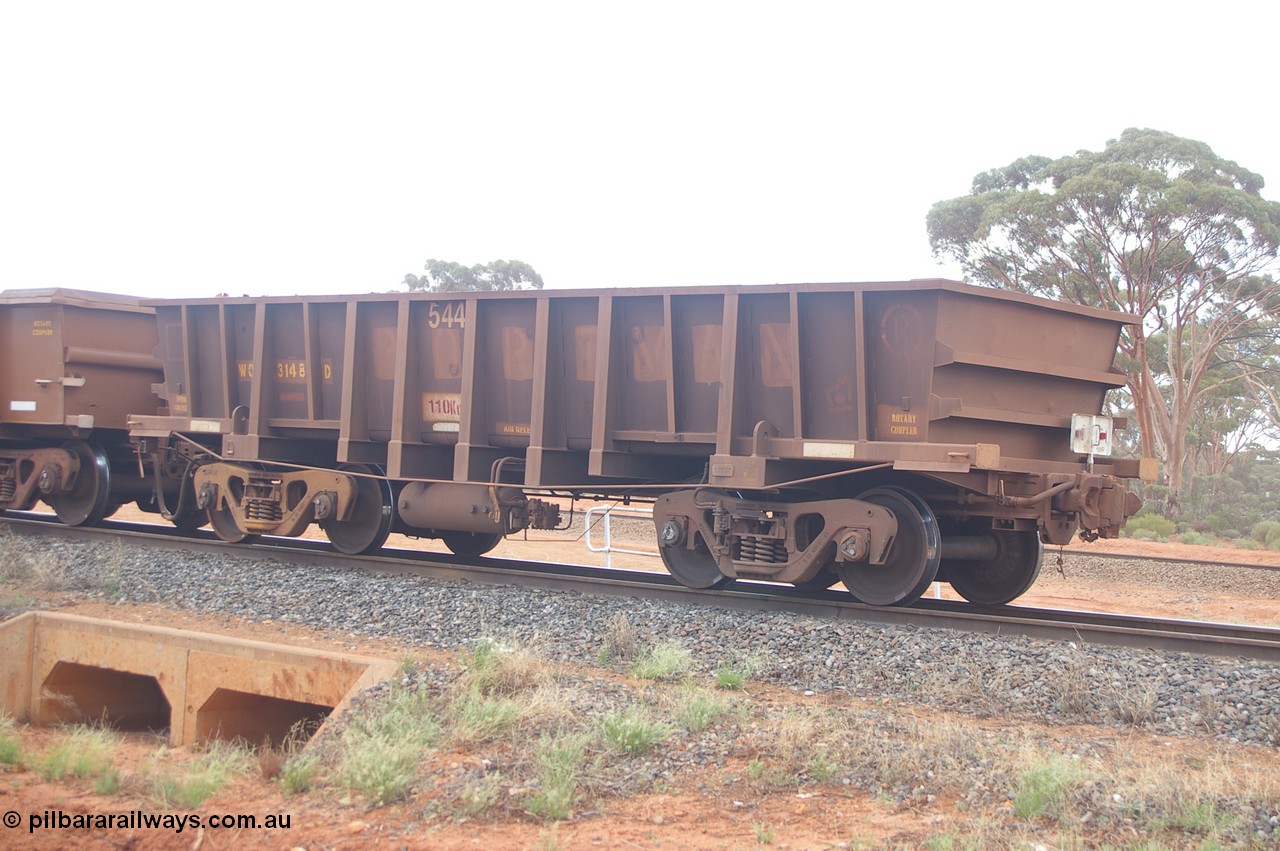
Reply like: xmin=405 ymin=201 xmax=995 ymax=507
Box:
xmin=1013 ymin=753 xmax=1085 ymax=821
xmin=450 ymin=688 xmax=522 ymax=746
xmin=672 ymin=686 xmax=728 ymax=732
xmin=713 ymin=661 xmax=750 ymax=690
xmin=1124 ymin=514 xmax=1176 ymax=541
xmin=152 ymin=740 xmax=253 ymax=808
xmin=278 ymin=754 xmax=321 ymax=795
xmin=1162 ymin=799 xmax=1237 ymax=836
xmin=93 ymin=770 xmax=122 ymax=795
xmin=805 ymin=750 xmax=838 ymax=782
xmin=454 ymin=771 xmax=504 ymax=819
xmin=629 ymin=640 xmax=692 ymax=681
xmin=335 ymin=685 xmax=442 ymax=804
xmin=38 ymin=726 xmax=117 ymax=782
xmin=526 ymin=732 xmax=588 ymax=821
xmin=601 ymin=706 xmax=671 ymax=757
xmin=1251 ymin=520 xmax=1280 ymax=548
xmin=336 ymin=733 xmax=421 ymax=805
xmin=0 ymin=716 xmax=23 ymax=766
xmin=747 ymin=756 xmax=791 ymax=787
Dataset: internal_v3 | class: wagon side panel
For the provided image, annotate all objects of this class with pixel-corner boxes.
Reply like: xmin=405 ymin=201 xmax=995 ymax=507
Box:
xmin=797 ymin=290 xmax=862 ymax=442
xmin=0 ymin=301 xmax=66 ymax=429
xmin=734 ymin=291 xmax=796 ymax=441
xmin=863 ymin=289 xmax=940 ymax=444
xmin=59 ymin=304 xmax=163 ymax=428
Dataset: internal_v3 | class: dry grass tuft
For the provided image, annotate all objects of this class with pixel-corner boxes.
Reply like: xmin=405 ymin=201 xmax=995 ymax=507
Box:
xmin=1051 ymin=656 xmax=1095 ymax=716
xmin=919 ymin=662 xmax=1014 ymax=717
xmin=765 ymin=711 xmax=820 ymax=771
xmin=1106 ymin=683 xmax=1158 ymax=726
xmin=463 ymin=639 xmax=554 ymax=697
xmin=601 ymin=613 xmax=638 ymax=662
xmin=510 ymin=683 xmax=578 ymax=734
xmin=257 ymin=744 xmax=285 ymax=780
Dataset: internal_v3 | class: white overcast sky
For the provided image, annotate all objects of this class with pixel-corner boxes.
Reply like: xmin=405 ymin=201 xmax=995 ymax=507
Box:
xmin=2 ymin=1 xmax=1277 ymax=300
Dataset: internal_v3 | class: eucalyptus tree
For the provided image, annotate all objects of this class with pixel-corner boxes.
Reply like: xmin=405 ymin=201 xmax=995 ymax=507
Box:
xmin=404 ymin=259 xmax=544 ymax=292
xmin=927 ymin=128 xmax=1280 ymax=517
xmin=1240 ymin=318 xmax=1280 ymax=437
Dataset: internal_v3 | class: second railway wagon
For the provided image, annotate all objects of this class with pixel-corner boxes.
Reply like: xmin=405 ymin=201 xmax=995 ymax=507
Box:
xmin=129 ymin=279 xmax=1151 ymax=606
xmin=0 ymin=289 xmax=168 ymax=526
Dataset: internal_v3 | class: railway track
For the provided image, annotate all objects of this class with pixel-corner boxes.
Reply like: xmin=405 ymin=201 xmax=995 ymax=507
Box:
xmin=5 ymin=512 xmax=1279 ymax=663
xmin=1040 ymin=544 xmax=1280 ymax=573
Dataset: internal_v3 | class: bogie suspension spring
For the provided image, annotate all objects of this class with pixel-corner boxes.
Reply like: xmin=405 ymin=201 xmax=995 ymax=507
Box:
xmin=735 ymin=535 xmax=787 ymax=564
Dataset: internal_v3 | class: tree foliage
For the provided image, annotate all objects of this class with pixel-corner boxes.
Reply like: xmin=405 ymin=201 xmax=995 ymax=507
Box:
xmin=927 ymin=128 xmax=1280 ymax=517
xmin=1240 ymin=317 xmax=1280 ymax=434
xmin=403 ymin=259 xmax=544 ymax=293
xmin=1185 ymin=447 xmax=1280 ymax=536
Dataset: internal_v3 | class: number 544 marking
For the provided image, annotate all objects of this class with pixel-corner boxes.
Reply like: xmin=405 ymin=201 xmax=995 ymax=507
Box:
xmin=428 ymin=302 xmax=466 ymax=329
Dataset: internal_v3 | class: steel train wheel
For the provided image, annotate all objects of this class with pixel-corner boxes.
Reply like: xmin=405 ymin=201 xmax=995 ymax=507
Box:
xmin=945 ymin=529 xmax=1043 ymax=605
xmin=835 ymin=487 xmax=940 ymax=606
xmin=441 ymin=531 xmax=503 ymax=557
xmin=793 ymin=568 xmax=841 ymax=590
xmin=322 ymin=465 xmax=394 ymax=555
xmin=206 ymin=500 xmax=256 ymax=543
xmin=170 ymin=505 xmax=207 ymax=535
xmin=661 ymin=531 xmax=733 ymax=590
xmin=49 ymin=441 xmax=112 ymax=527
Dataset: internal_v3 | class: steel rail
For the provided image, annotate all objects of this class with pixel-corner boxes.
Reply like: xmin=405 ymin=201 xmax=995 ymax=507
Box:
xmin=4 ymin=512 xmax=1279 ymax=662
xmin=1042 ymin=545 xmax=1280 ymax=572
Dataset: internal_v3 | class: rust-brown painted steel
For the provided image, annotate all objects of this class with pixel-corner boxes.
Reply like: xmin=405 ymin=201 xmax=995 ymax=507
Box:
xmin=0 ymin=289 xmax=161 ymax=435
xmin=127 ymin=279 xmax=1146 ymax=604
xmin=136 ymin=280 xmax=1135 ymax=477
xmin=0 ymin=289 xmax=163 ymax=521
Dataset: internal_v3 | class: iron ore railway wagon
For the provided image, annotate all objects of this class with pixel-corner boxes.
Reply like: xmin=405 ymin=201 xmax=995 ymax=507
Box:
xmin=0 ymin=289 xmax=180 ymax=528
xmin=117 ymin=278 xmax=1150 ymax=607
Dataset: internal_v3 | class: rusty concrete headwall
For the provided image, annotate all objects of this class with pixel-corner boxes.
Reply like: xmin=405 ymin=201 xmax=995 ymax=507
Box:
xmin=0 ymin=611 xmax=395 ymax=746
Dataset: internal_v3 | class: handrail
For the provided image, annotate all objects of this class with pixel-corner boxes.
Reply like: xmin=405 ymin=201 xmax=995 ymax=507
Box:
xmin=584 ymin=505 xmax=659 ymax=568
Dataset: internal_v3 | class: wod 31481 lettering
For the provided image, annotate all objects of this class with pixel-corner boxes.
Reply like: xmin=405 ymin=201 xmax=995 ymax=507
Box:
xmin=277 ymin=360 xmax=306 ymax=380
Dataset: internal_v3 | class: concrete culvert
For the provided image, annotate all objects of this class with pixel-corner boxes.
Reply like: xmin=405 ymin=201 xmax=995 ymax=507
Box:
xmin=1 ymin=611 xmax=395 ymax=746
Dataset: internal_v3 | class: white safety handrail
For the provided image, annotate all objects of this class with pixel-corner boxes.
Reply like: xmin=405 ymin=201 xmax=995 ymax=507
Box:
xmin=584 ymin=505 xmax=659 ymax=568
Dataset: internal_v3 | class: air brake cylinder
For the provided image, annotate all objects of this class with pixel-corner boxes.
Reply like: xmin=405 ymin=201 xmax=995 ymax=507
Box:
xmin=396 ymin=482 xmax=560 ymax=535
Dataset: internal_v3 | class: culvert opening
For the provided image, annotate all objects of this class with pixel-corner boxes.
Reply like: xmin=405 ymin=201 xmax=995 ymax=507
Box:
xmin=39 ymin=662 xmax=171 ymax=733
xmin=195 ymin=688 xmax=332 ymax=748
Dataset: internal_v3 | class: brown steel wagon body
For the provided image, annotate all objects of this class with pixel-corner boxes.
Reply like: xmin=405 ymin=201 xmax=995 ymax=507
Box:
xmin=130 ymin=279 xmax=1150 ymax=605
xmin=0 ymin=289 xmax=165 ymax=525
